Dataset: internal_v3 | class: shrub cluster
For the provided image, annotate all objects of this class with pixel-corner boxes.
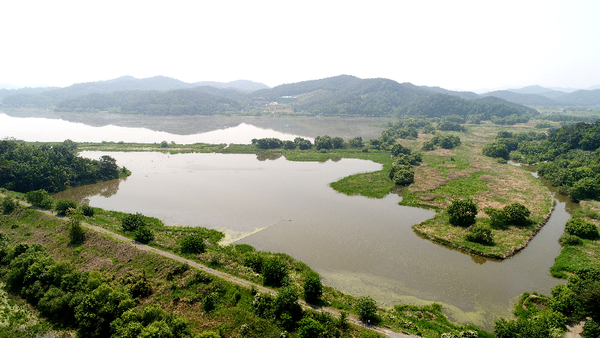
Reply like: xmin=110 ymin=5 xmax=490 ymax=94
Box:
xmin=483 ymin=203 xmax=530 ymax=226
xmin=564 ymin=218 xmax=599 ymax=239
xmin=465 ymin=224 xmax=493 ymax=244
xmin=447 ymin=198 xmax=478 ymax=227
xmin=0 ymin=242 xmax=192 ymax=338
xmin=558 ymin=234 xmax=583 ymax=246
xmin=430 ymin=134 xmax=462 ymax=150
xmin=180 ymin=235 xmax=206 ymax=254
xmin=122 ymin=212 xmax=154 ymax=243
xmin=1 ymin=196 xmax=17 ymax=214
xmin=54 ymin=199 xmax=77 ymax=215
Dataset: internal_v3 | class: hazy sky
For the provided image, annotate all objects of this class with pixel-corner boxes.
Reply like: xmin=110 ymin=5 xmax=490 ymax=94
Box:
xmin=2 ymin=0 xmax=599 ymax=91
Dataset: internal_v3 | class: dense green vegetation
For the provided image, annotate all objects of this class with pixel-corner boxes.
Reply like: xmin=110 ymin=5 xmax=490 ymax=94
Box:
xmin=482 ymin=120 xmax=600 ymax=202
xmin=493 ymin=264 xmax=600 ymax=338
xmin=398 ymin=94 xmax=537 ymax=120
xmin=0 ymin=140 xmax=129 ymax=193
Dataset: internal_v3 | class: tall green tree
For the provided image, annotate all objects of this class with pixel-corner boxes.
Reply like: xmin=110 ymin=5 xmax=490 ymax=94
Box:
xmin=447 ymin=198 xmax=478 ymax=227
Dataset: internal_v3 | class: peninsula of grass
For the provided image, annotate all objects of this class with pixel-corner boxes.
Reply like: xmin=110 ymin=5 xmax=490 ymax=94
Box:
xmin=395 ymin=126 xmax=554 ymax=259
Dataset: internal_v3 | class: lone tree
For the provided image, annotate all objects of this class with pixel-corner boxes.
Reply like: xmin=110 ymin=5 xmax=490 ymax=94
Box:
xmin=262 ymin=256 xmax=288 ymax=287
xmin=180 ymin=235 xmax=206 ymax=254
xmin=122 ymin=212 xmax=146 ymax=232
xmin=447 ymin=198 xmax=478 ymax=227
xmin=356 ymin=296 xmax=378 ymax=322
xmin=314 ymin=135 xmax=333 ymax=150
xmin=303 ymin=272 xmax=323 ymax=303
xmin=503 ymin=203 xmax=530 ymax=225
xmin=134 ymin=227 xmax=154 ymax=244
xmin=482 ymin=142 xmax=510 ymax=160
xmin=2 ymin=196 xmax=17 ymax=214
xmin=54 ymin=199 xmax=78 ymax=215
xmin=69 ymin=218 xmax=85 ymax=245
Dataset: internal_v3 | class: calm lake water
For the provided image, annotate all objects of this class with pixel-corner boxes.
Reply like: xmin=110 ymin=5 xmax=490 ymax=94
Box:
xmin=53 ymin=151 xmax=568 ymax=329
xmin=4 ymin=113 xmax=567 ymax=329
xmin=0 ymin=112 xmax=311 ymax=144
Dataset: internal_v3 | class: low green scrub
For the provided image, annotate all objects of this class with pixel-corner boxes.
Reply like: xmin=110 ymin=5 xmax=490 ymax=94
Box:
xmin=435 ymin=174 xmax=488 ymax=198
xmin=0 ymin=281 xmax=52 ymax=337
xmin=564 ymin=218 xmax=599 ymax=239
xmin=551 ymin=218 xmax=600 ymax=278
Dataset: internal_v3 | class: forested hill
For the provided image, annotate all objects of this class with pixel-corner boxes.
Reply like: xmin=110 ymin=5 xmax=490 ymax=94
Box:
xmin=397 ymin=94 xmax=537 ymax=118
xmin=1 ymin=74 xmax=539 ymax=117
xmin=248 ymin=75 xmax=435 ymax=116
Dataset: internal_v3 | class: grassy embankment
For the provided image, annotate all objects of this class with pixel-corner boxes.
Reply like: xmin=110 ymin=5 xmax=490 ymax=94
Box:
xmin=1 ymin=190 xmax=493 ymax=338
xmin=0 ymin=196 xmax=376 ymax=337
xmin=550 ymin=200 xmax=600 ymax=278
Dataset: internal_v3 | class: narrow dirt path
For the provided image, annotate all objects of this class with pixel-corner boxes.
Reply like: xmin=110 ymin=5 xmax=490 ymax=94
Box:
xmin=5 ymin=196 xmax=415 ymax=338
xmin=565 ymin=320 xmax=585 ymax=338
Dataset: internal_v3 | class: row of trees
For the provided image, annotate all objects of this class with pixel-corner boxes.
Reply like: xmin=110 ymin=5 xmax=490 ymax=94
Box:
xmin=252 ymin=136 xmax=365 ymax=150
xmin=0 ymin=140 xmax=127 ymax=193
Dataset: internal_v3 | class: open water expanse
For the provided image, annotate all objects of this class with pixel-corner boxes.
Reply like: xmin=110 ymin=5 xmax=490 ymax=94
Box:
xmin=4 ymin=113 xmax=569 ymax=329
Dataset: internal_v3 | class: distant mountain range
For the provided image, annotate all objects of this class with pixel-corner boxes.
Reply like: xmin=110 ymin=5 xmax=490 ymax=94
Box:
xmin=0 ymin=76 xmax=268 ymax=101
xmin=481 ymin=85 xmax=600 ymax=106
xmin=1 ymin=75 xmax=598 ymax=117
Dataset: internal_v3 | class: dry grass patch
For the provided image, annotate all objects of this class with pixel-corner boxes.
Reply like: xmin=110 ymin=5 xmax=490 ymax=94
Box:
xmin=410 ymin=166 xmax=449 ymax=192
xmin=407 ymin=135 xmax=553 ymax=258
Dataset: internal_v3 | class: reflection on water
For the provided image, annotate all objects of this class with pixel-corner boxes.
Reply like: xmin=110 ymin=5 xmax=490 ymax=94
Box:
xmin=54 ymin=151 xmax=568 ymax=329
xmin=256 ymin=153 xmax=283 ymax=161
xmin=69 ymin=177 xmax=125 ymax=202
xmin=0 ymin=113 xmax=311 ymax=144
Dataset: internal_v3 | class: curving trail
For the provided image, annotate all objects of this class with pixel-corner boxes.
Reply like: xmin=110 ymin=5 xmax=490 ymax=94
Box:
xmin=6 ymin=195 xmax=415 ymax=338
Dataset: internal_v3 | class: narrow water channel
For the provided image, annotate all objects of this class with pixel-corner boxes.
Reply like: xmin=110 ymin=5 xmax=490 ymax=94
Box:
xmin=53 ymin=151 xmax=571 ymax=330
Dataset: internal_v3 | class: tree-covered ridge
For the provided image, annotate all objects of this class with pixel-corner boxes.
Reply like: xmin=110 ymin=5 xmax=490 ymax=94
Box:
xmin=398 ymin=94 xmax=538 ymax=119
xmin=1 ymin=74 xmax=540 ymax=119
xmin=248 ymin=75 xmax=432 ymax=116
xmin=0 ymin=140 xmax=128 ymax=193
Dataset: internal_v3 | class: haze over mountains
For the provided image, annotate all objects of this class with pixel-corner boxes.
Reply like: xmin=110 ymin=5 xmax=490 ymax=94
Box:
xmin=1 ymin=75 xmax=599 ymax=117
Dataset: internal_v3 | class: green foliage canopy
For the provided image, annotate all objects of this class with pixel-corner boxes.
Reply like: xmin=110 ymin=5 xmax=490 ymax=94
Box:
xmin=447 ymin=198 xmax=478 ymax=227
